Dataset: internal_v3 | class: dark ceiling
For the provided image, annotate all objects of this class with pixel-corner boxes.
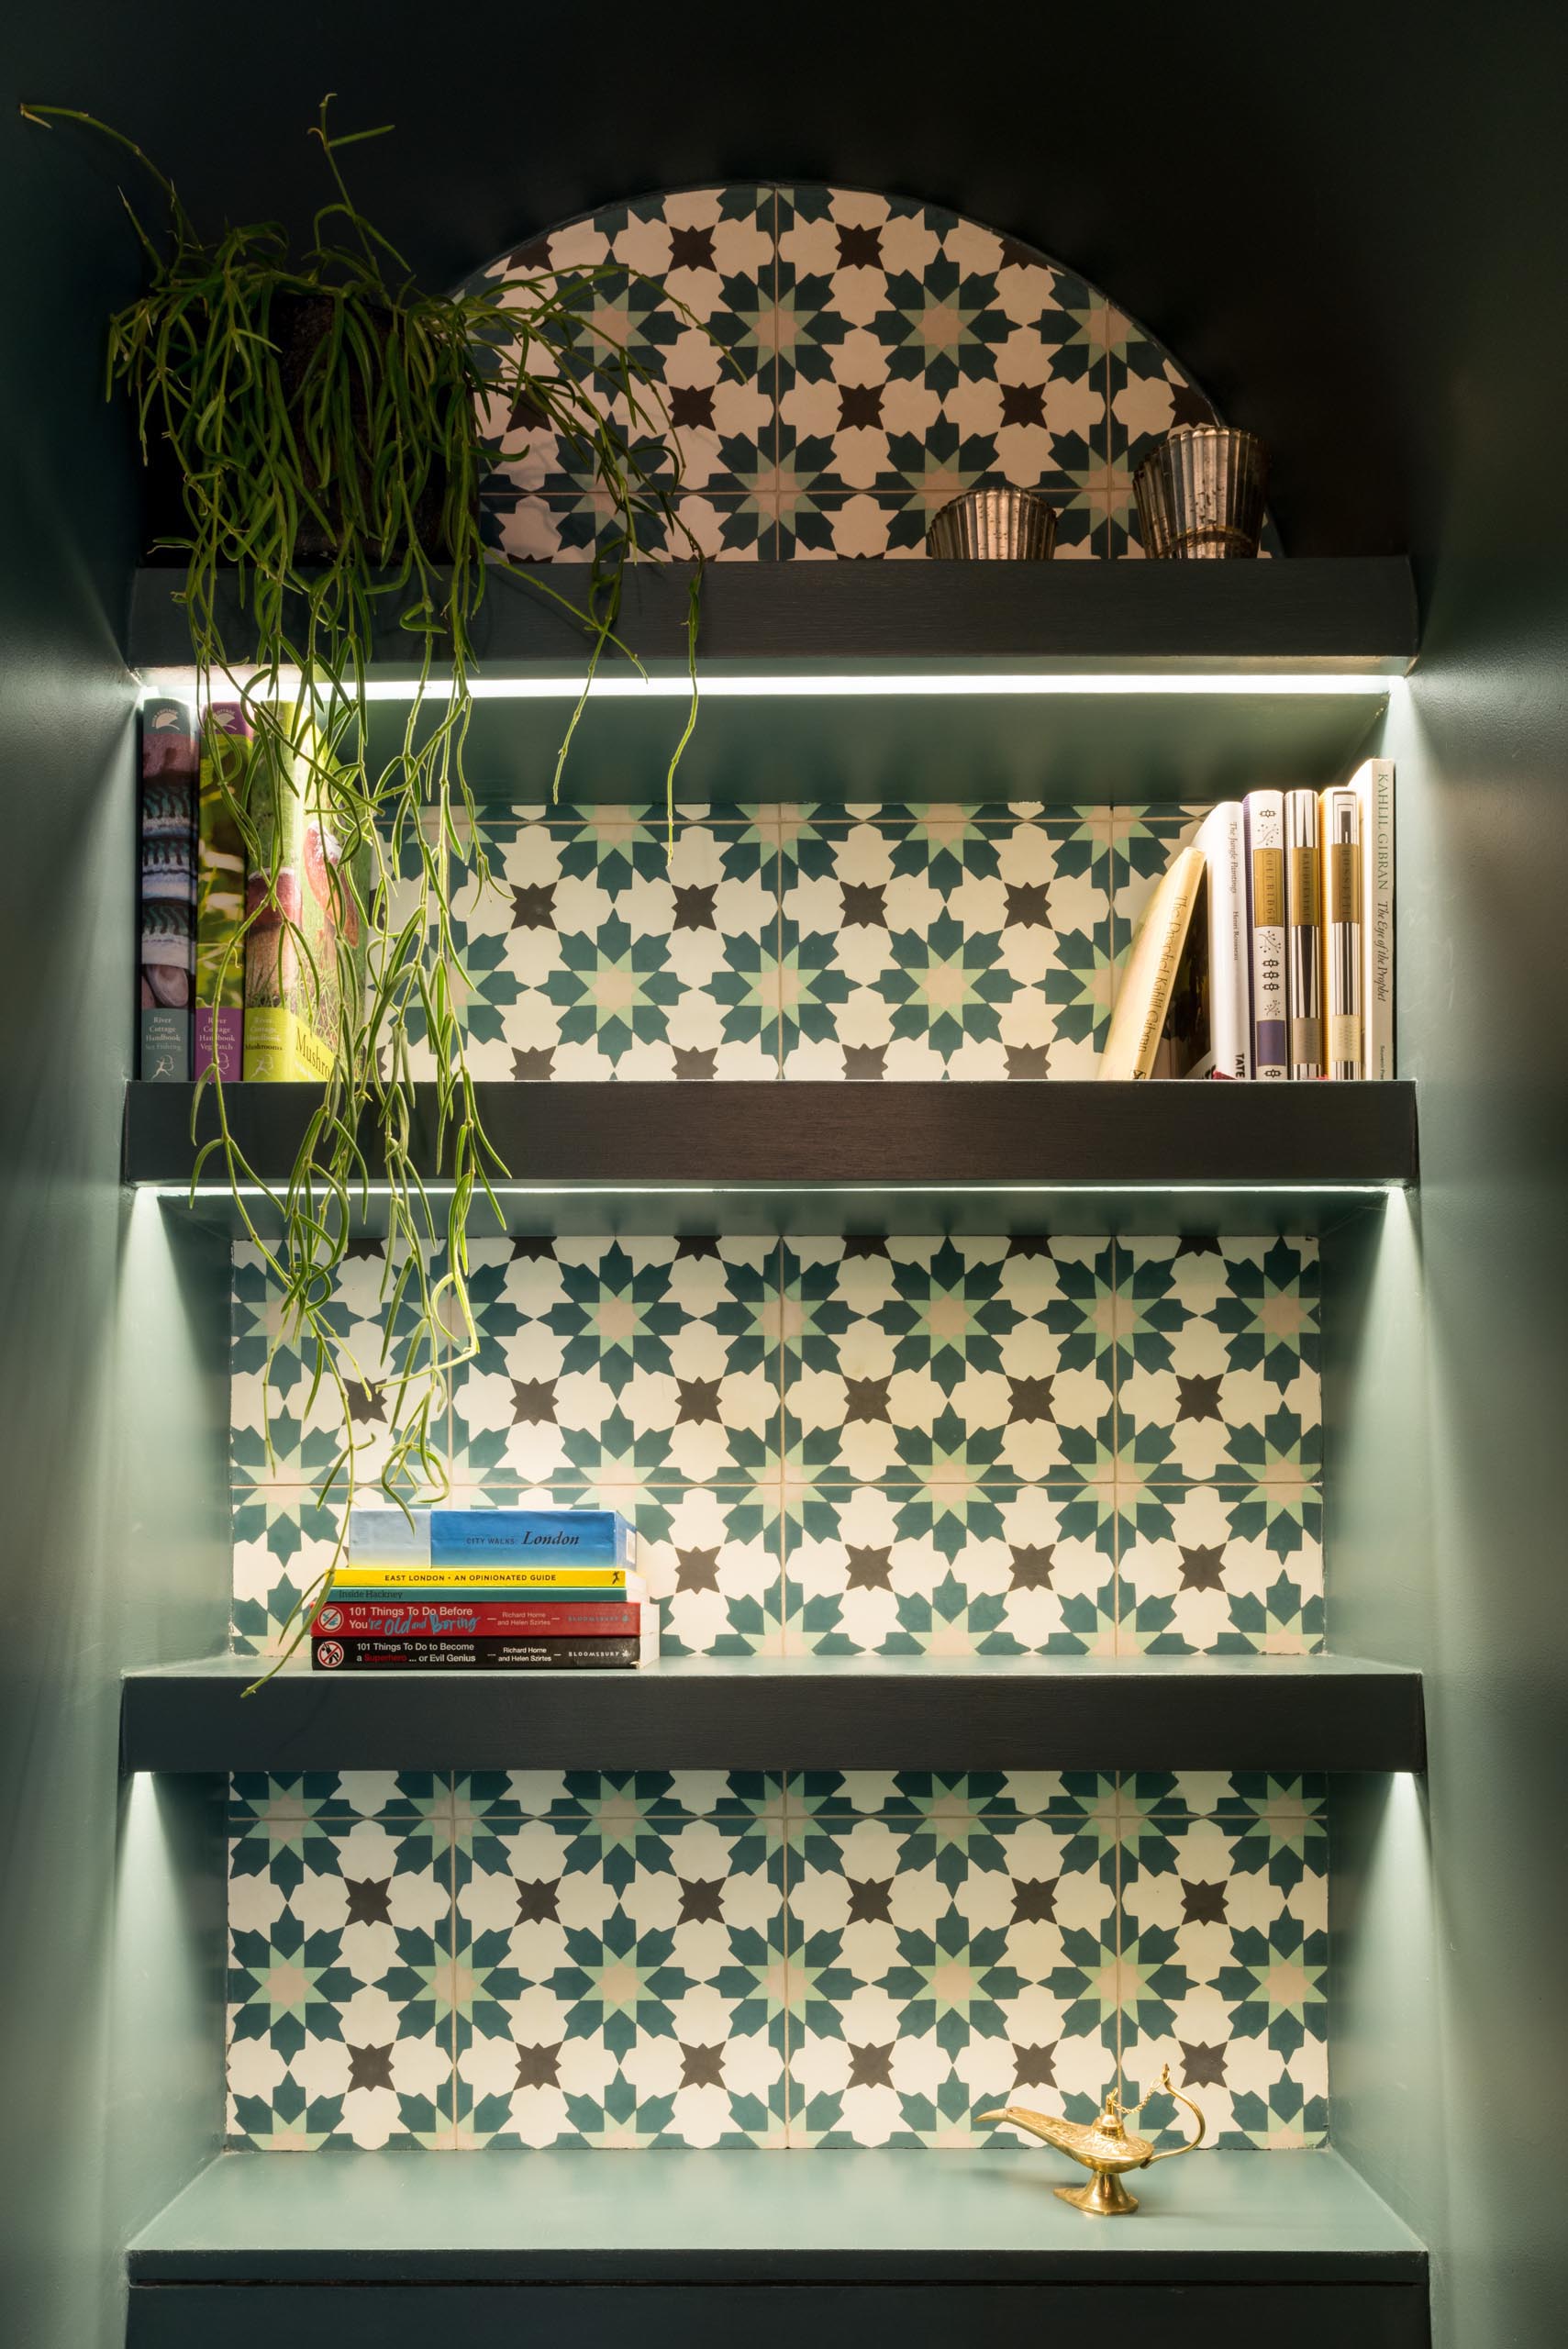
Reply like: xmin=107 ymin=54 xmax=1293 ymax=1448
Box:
xmin=11 ymin=0 xmax=1566 ymax=556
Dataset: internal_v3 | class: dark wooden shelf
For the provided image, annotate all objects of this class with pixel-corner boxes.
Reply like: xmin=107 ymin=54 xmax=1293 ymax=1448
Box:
xmin=124 ymin=1078 xmax=1417 ymax=1238
xmin=121 ymin=1653 xmax=1425 ymax=1775
xmin=128 ymin=556 xmax=1418 ymax=675
xmin=129 ymin=560 xmax=1412 ymax=802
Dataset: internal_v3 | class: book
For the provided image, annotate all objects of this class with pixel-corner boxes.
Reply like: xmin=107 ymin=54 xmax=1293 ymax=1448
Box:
xmin=1193 ymin=802 xmax=1251 ymax=1079
xmin=1349 ymin=757 xmax=1396 ymax=1077
xmin=428 ymin=1506 xmax=633 ymax=1567
xmin=1320 ymin=785 xmax=1364 ymax=1079
xmin=311 ymin=1636 xmax=648 ymax=1671
xmin=1151 ymin=873 xmax=1209 ymax=1079
xmin=312 ymin=1599 xmax=645 ymax=1637
xmin=138 ymin=696 xmax=198 ymax=1081
xmin=242 ymin=716 xmax=369 ymax=1082
xmin=1243 ymin=791 xmax=1288 ymax=1080
xmin=1098 ymin=845 xmax=1205 ymax=1080
xmin=332 ymin=1564 xmax=646 ymax=1594
xmin=1284 ymin=789 xmax=1324 ymax=1079
xmin=346 ymin=1504 xmax=432 ymax=1568
xmin=195 ymin=704 xmax=251 ymax=1083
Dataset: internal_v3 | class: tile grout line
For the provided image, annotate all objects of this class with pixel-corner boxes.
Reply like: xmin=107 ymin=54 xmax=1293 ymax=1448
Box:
xmin=442 ymin=1768 xmax=461 ymax=2142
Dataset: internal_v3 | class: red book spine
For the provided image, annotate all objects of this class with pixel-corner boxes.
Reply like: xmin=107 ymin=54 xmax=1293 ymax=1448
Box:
xmin=312 ymin=1637 xmax=639 ymax=1670
xmin=311 ymin=1600 xmax=640 ymax=1638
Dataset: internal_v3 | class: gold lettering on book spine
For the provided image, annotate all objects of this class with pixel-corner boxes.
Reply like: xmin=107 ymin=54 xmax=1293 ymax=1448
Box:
xmin=1251 ymin=847 xmax=1284 ymax=927
xmin=1328 ymin=841 xmax=1360 ymax=923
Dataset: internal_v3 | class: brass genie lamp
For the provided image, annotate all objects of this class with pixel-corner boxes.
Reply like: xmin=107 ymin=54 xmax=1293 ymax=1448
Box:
xmin=978 ymin=2065 xmax=1206 ymax=2217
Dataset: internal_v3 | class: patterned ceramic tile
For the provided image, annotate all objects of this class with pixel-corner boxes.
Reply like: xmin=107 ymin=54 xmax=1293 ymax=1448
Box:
xmin=448 ymin=1236 xmax=782 ymax=1488
xmin=462 ymin=186 xmax=778 ymax=511
xmin=1118 ymin=1484 xmax=1325 ymax=1653
xmin=780 ymin=1237 xmax=1116 ymax=1483
xmin=228 ymin=1779 xmax=458 ymax=2149
xmin=442 ymin=811 xmax=781 ymax=1082
xmin=230 ymin=1484 xmax=343 ymax=1661
xmin=456 ymin=184 xmax=1270 ymax=562
xmin=231 ymin=1241 xmax=440 ymax=1489
xmin=1114 ymin=1237 xmax=1322 ymax=1484
xmin=222 ymin=1769 xmax=1326 ymax=2153
xmin=779 ymin=808 xmax=1114 ymax=1078
xmin=451 ymin=1776 xmax=788 ymax=2146
xmin=1112 ymin=1814 xmax=1329 ymax=2150
xmin=783 ymin=1482 xmax=1116 ymax=1657
xmin=785 ymin=1789 xmax=1118 ymax=2145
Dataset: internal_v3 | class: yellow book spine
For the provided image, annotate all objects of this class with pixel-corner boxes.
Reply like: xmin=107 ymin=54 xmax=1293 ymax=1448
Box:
xmin=336 ymin=1565 xmax=634 ymax=1589
xmin=242 ymin=1006 xmax=335 ymax=1083
xmin=1099 ymin=846 xmax=1206 ymax=1080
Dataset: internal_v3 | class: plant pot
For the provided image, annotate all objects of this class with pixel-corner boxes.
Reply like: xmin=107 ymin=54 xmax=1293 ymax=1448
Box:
xmin=140 ymin=289 xmax=462 ymax=566
xmin=1133 ymin=425 xmax=1266 ymax=560
xmin=926 ymin=484 xmax=1059 ymax=559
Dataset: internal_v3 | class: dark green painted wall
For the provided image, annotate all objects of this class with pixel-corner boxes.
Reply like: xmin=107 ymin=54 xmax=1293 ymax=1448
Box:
xmin=0 ymin=69 xmax=232 ymax=2349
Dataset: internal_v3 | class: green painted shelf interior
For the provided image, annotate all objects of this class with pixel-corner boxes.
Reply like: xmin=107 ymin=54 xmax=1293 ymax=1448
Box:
xmin=128 ymin=2145 xmax=1426 ymax=2283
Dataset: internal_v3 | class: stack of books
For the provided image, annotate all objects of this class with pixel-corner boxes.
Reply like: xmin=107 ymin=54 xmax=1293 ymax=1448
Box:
xmin=309 ymin=1506 xmax=657 ymax=1672
xmin=1100 ymin=760 xmax=1396 ymax=1082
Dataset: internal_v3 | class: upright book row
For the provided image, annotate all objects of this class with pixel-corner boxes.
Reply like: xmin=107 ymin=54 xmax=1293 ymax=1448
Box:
xmin=137 ymin=696 xmax=369 ymax=1084
xmin=1101 ymin=759 xmax=1396 ymax=1082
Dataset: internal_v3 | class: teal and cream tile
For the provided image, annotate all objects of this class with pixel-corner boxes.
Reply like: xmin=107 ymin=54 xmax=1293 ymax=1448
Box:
xmin=227 ymin=1781 xmax=457 ymax=2150
xmin=441 ymin=813 xmax=780 ymax=1082
xmin=448 ymin=1235 xmax=781 ymax=1488
xmin=1118 ymin=1484 xmax=1325 ymax=1654
xmin=451 ymin=1787 xmax=787 ymax=2146
xmin=784 ymin=1788 xmax=1117 ymax=2146
xmin=783 ymin=1480 xmax=1114 ymax=1655
xmin=781 ymin=1236 xmax=1115 ymax=1481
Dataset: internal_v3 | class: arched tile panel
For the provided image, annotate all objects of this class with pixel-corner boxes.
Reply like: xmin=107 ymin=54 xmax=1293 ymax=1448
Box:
xmin=459 ymin=184 xmax=1276 ymax=560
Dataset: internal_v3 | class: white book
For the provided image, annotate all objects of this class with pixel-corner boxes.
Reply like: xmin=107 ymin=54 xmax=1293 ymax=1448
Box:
xmin=1243 ymin=790 xmax=1288 ymax=1080
xmin=1349 ymin=758 xmax=1396 ymax=1077
xmin=1320 ymin=785 xmax=1363 ymax=1079
xmin=1195 ymin=802 xmax=1251 ymax=1079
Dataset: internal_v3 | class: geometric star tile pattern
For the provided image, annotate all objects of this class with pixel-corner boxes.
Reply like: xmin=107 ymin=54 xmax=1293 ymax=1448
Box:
xmin=227 ymin=1771 xmax=1325 ymax=2152
xmin=230 ymin=1231 xmax=1322 ymax=1663
xmin=455 ymin=185 xmax=1281 ymax=563
xmin=404 ymin=802 xmax=1205 ymax=1085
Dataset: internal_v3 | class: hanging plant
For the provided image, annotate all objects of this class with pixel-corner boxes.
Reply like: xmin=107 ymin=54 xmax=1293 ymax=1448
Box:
xmin=25 ymin=96 xmax=706 ymax=1675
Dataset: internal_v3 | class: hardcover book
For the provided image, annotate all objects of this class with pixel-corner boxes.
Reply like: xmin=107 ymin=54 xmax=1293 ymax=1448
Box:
xmin=1098 ymin=846 xmax=1205 ymax=1080
xmin=311 ymin=1635 xmax=650 ymax=1670
xmin=242 ymin=717 xmax=369 ymax=1082
xmin=1193 ymin=801 xmax=1252 ymax=1079
xmin=1349 ymin=758 xmax=1396 ymax=1077
xmin=347 ymin=1505 xmax=432 ymax=1568
xmin=1243 ymin=790 xmax=1288 ymax=1080
xmin=332 ymin=1564 xmax=646 ymax=1595
xmin=1320 ymin=785 xmax=1364 ymax=1079
xmin=312 ymin=1599 xmax=645 ymax=1638
xmin=1284 ymin=789 xmax=1324 ymax=1079
xmin=138 ymin=696 xmax=198 ymax=1081
xmin=195 ymin=704 xmax=251 ymax=1084
xmin=428 ymin=1507 xmax=634 ymax=1567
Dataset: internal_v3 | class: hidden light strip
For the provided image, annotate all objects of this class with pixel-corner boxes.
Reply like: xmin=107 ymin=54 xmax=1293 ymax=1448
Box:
xmin=138 ymin=669 xmax=1401 ymax=707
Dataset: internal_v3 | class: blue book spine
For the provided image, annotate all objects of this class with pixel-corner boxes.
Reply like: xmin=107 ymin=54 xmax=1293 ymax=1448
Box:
xmin=428 ymin=1508 xmax=632 ymax=1566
